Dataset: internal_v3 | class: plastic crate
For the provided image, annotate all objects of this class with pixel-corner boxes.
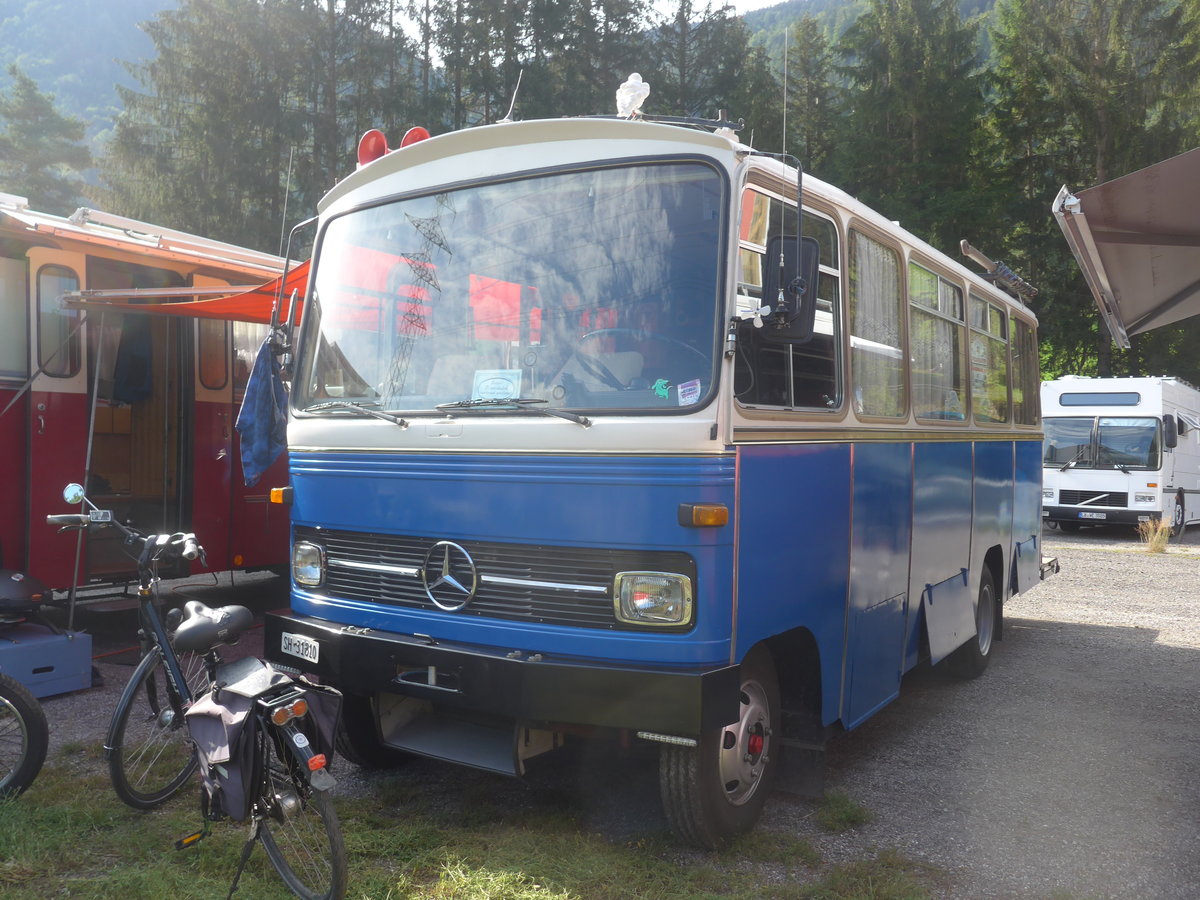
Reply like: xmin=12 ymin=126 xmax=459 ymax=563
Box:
xmin=0 ymin=624 xmax=93 ymax=698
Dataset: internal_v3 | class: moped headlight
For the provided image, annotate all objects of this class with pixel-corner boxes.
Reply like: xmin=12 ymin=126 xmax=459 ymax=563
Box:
xmin=292 ymin=541 xmax=325 ymax=587
xmin=614 ymin=572 xmax=693 ymax=626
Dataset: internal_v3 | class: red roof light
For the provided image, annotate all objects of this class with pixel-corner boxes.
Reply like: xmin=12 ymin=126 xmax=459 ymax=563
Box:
xmin=357 ymin=129 xmax=389 ymax=166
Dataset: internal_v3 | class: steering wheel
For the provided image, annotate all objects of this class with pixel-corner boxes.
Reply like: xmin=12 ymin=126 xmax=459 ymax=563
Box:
xmin=573 ymin=328 xmax=709 ymax=390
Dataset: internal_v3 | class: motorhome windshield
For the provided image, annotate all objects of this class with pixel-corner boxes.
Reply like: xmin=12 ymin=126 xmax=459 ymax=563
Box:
xmin=1043 ymin=416 xmax=1161 ymax=470
xmin=298 ymin=161 xmax=724 ymax=415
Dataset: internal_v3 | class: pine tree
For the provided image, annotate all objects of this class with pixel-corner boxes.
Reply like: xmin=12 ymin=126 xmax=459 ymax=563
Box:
xmin=783 ymin=16 xmax=840 ymax=174
xmin=833 ymin=0 xmax=986 ymax=253
xmin=0 ymin=65 xmax=92 ymax=215
xmin=988 ymin=0 xmax=1200 ymax=377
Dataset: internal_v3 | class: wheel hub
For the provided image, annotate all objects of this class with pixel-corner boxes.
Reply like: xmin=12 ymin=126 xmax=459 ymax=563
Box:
xmin=717 ymin=680 xmax=770 ymax=806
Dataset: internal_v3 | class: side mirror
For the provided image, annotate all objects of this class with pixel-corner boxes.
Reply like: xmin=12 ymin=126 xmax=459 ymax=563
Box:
xmin=1164 ymin=414 xmax=1178 ymax=449
xmin=761 ymin=235 xmax=821 ymax=343
xmin=63 ymin=483 xmax=85 ymax=505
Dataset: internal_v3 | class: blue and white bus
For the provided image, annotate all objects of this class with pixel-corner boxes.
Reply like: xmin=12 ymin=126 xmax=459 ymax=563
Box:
xmin=263 ymin=114 xmax=1047 ymax=847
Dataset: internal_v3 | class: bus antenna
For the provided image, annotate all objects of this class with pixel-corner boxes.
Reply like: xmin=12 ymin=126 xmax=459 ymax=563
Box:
xmin=498 ymin=69 xmax=524 ymax=124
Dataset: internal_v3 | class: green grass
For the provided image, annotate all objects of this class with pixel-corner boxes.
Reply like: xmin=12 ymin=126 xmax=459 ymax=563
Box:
xmin=0 ymin=762 xmax=947 ymax=900
xmin=815 ymin=791 xmax=873 ymax=833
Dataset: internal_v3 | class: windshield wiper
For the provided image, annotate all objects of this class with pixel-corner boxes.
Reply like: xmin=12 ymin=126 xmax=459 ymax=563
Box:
xmin=304 ymin=399 xmax=409 ymax=428
xmin=1059 ymin=446 xmax=1089 ymax=470
xmin=436 ymin=397 xmax=591 ymax=428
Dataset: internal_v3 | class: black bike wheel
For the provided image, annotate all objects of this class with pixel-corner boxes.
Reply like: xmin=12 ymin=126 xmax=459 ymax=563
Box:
xmin=0 ymin=672 xmax=48 ymax=799
xmin=107 ymin=646 xmax=207 ymax=809
xmin=259 ymin=734 xmax=348 ymax=900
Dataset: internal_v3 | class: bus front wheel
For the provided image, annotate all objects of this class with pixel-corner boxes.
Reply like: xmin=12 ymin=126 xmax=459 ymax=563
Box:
xmin=947 ymin=567 xmax=997 ymax=680
xmin=658 ymin=646 xmax=779 ymax=849
xmin=1171 ymin=493 xmax=1186 ymax=539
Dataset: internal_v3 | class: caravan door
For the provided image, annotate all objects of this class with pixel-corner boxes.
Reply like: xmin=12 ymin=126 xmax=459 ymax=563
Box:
xmin=25 ymin=248 xmax=89 ymax=586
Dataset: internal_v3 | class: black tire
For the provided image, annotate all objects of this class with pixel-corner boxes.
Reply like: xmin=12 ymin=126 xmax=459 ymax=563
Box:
xmin=0 ymin=672 xmax=48 ymax=799
xmin=946 ymin=567 xmax=997 ymax=680
xmin=334 ymin=692 xmax=411 ymax=769
xmin=659 ymin=645 xmax=779 ymax=849
xmin=107 ymin=645 xmax=207 ymax=809
xmin=259 ymin=732 xmax=348 ymax=900
xmin=1171 ymin=493 xmax=1186 ymax=539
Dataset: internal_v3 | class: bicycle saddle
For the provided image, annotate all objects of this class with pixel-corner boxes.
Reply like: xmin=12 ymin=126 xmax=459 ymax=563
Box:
xmin=172 ymin=599 xmax=254 ymax=654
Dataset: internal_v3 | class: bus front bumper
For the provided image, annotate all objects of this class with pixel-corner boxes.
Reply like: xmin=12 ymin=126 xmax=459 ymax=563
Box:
xmin=263 ymin=611 xmax=739 ymax=735
xmin=1043 ymin=505 xmax=1151 ymax=526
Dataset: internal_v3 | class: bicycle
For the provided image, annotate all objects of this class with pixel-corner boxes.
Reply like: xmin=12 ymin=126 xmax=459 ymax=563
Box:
xmin=48 ymin=483 xmax=347 ymax=900
xmin=0 ymin=671 xmax=48 ymax=799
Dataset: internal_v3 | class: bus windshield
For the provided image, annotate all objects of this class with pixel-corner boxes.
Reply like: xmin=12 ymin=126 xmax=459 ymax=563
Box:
xmin=298 ymin=161 xmax=724 ymax=415
xmin=1043 ymin=416 xmax=1161 ymax=469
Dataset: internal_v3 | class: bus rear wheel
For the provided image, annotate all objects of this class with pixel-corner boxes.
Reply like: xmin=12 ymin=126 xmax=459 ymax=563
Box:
xmin=1171 ymin=493 xmax=1186 ymax=539
xmin=659 ymin=646 xmax=779 ymax=849
xmin=946 ymin=568 xmax=997 ymax=680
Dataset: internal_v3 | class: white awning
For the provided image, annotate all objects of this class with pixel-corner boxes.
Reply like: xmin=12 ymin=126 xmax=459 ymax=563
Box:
xmin=1052 ymin=147 xmax=1200 ymax=348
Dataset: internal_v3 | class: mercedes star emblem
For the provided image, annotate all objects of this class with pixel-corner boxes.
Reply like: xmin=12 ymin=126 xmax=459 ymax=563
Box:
xmin=421 ymin=541 xmax=478 ymax=611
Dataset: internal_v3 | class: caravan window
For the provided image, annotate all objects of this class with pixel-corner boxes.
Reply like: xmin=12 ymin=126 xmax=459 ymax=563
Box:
xmin=37 ymin=265 xmax=81 ymax=378
xmin=0 ymin=257 xmax=26 ymax=380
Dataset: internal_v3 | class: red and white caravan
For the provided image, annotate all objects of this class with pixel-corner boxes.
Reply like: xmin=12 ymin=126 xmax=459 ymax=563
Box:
xmin=0 ymin=192 xmax=293 ymax=593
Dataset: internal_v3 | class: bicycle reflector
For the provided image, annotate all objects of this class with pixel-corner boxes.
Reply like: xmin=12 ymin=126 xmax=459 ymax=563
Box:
xmin=270 ymin=697 xmax=308 ymax=727
xmin=308 ymin=753 xmax=328 ymax=771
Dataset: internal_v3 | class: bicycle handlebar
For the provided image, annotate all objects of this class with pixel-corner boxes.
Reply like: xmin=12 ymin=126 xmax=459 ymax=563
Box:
xmin=46 ymin=508 xmax=206 ymax=569
xmin=46 ymin=514 xmax=91 ymax=526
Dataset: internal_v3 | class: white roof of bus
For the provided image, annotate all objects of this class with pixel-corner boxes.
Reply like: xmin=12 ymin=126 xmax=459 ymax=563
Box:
xmin=321 ymin=118 xmax=1033 ymax=320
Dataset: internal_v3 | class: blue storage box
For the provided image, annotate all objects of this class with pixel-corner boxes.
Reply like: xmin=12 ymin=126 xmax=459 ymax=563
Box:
xmin=0 ymin=624 xmax=93 ymax=698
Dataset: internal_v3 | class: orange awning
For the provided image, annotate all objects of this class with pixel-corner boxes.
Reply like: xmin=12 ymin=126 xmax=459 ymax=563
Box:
xmin=65 ymin=260 xmax=309 ymax=326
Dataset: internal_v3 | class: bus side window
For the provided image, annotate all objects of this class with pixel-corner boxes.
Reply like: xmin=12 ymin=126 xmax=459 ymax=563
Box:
xmin=969 ymin=294 xmax=1010 ymax=424
xmin=735 ymin=188 xmax=841 ymax=411
xmin=849 ymin=231 xmax=905 ymax=418
xmin=910 ymin=262 xmax=965 ymax=422
xmin=1011 ymin=318 xmax=1039 ymax=425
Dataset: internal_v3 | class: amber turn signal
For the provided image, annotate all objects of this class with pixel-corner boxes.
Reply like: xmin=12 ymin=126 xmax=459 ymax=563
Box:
xmin=678 ymin=503 xmax=728 ymax=527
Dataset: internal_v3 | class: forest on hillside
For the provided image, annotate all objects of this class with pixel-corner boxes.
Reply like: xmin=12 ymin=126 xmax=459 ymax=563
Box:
xmin=1 ymin=0 xmax=1198 ymax=381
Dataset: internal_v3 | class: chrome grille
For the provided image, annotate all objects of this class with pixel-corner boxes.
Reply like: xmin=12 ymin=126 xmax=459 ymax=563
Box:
xmin=1059 ymin=490 xmax=1129 ymax=508
xmin=296 ymin=526 xmax=696 ymax=630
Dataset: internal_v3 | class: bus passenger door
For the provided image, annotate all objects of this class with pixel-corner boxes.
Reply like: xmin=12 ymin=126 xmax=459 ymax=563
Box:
xmin=844 ymin=442 xmax=912 ymax=729
xmin=191 ymin=280 xmax=234 ymax=570
xmin=24 ymin=248 xmax=89 ymax=587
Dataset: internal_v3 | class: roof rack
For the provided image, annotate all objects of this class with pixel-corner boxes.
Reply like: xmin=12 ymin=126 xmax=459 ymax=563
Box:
xmin=960 ymin=240 xmax=1039 ymax=301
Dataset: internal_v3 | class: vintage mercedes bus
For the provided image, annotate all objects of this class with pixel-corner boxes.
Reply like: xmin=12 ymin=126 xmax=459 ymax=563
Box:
xmin=261 ymin=115 xmax=1047 ymax=847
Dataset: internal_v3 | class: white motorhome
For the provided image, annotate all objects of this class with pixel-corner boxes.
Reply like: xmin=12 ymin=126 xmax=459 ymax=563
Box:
xmin=1041 ymin=376 xmax=1200 ymax=533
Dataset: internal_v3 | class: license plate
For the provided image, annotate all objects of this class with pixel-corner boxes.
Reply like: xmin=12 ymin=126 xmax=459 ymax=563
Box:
xmin=1078 ymin=511 xmax=1107 ymax=520
xmin=281 ymin=632 xmax=320 ymax=663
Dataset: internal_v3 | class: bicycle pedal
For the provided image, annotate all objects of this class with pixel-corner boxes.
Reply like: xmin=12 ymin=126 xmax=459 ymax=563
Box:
xmin=175 ymin=830 xmax=207 ymax=850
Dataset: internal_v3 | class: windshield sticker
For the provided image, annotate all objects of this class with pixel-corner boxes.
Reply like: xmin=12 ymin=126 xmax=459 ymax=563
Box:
xmin=652 ymin=378 xmax=671 ymax=399
xmin=678 ymin=379 xmax=702 ymax=406
xmin=472 ymin=369 xmax=521 ymax=400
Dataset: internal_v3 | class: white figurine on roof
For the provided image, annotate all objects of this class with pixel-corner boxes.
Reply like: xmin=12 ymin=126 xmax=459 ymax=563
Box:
xmin=616 ymin=73 xmax=649 ymax=118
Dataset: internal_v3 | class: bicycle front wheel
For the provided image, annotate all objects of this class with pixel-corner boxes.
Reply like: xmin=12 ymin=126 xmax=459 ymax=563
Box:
xmin=106 ymin=645 xmax=206 ymax=809
xmin=0 ymin=672 xmax=48 ymax=799
xmin=258 ymin=733 xmax=348 ymax=900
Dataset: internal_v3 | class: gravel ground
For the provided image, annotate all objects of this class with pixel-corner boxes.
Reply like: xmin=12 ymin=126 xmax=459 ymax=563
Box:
xmin=31 ymin=527 xmax=1200 ymax=898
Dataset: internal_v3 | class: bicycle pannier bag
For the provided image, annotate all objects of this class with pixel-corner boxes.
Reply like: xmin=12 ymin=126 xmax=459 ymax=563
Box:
xmin=186 ymin=688 xmax=258 ymax=821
